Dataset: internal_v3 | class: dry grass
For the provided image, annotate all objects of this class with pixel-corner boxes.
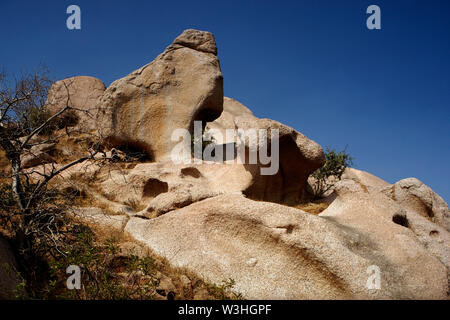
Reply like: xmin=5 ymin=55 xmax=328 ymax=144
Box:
xmin=50 ymin=132 xmax=96 ymax=164
xmin=56 ymin=221 xmax=243 ymax=300
xmin=124 ymin=198 xmax=147 ymax=212
xmin=0 ymin=148 xmax=10 ymax=170
xmin=0 ymin=148 xmax=11 ymax=184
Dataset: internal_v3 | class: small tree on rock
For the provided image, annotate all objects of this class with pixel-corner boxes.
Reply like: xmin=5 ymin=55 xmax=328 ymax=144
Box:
xmin=310 ymin=147 xmax=353 ymax=198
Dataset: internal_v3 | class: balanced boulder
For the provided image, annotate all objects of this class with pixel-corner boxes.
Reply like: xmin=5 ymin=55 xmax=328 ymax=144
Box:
xmin=97 ymin=29 xmax=224 ymax=161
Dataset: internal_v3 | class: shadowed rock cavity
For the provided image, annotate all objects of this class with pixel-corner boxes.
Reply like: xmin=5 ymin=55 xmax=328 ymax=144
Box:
xmin=142 ymin=178 xmax=169 ymax=199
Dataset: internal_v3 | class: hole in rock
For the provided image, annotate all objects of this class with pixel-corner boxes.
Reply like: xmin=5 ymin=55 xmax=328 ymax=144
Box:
xmin=243 ymin=135 xmax=311 ymax=205
xmin=116 ymin=144 xmax=152 ymax=162
xmin=156 ymin=289 xmax=166 ymax=297
xmin=191 ymin=107 xmax=222 ymax=132
xmin=142 ymin=178 xmax=169 ymax=199
xmin=133 ymin=215 xmax=150 ymax=220
xmin=282 ymin=225 xmax=295 ymax=234
xmin=167 ymin=291 xmax=176 ymax=300
xmin=429 ymin=230 xmax=439 ymax=237
xmin=180 ymin=167 xmax=202 ymax=178
xmin=392 ymin=212 xmax=409 ymax=228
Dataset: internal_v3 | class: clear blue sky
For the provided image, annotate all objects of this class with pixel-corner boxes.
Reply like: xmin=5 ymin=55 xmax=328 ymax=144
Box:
xmin=1 ymin=0 xmax=449 ymax=202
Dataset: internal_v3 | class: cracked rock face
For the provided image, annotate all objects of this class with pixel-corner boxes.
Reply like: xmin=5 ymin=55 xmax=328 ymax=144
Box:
xmin=97 ymin=29 xmax=224 ymax=161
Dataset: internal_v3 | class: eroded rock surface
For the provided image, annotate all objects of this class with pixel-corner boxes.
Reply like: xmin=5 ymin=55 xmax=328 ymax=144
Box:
xmin=382 ymin=178 xmax=450 ymax=231
xmin=125 ymin=192 xmax=448 ymax=299
xmin=208 ymin=97 xmax=324 ymax=204
xmin=97 ymin=29 xmax=223 ymax=161
xmin=29 ymin=29 xmax=449 ymax=300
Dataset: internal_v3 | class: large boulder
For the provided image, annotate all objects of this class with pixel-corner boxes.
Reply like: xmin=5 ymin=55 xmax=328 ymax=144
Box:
xmin=68 ymin=162 xmax=448 ymax=299
xmin=324 ymin=170 xmax=450 ymax=271
xmin=237 ymin=117 xmax=324 ymax=204
xmin=97 ymin=29 xmax=224 ymax=162
xmin=125 ymin=192 xmax=448 ymax=299
xmin=45 ymin=76 xmax=106 ymax=131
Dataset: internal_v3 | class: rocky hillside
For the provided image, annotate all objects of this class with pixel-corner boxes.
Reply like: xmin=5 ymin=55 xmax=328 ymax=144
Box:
xmin=1 ymin=29 xmax=448 ymax=299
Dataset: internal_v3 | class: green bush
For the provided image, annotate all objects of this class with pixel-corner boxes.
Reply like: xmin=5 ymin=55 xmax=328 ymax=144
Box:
xmin=204 ymin=278 xmax=243 ymax=300
xmin=310 ymin=147 xmax=353 ymax=198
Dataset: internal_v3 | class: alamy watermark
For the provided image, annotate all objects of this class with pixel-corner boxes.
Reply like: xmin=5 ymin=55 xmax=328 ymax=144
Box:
xmin=66 ymin=265 xmax=81 ymax=290
xmin=366 ymin=5 xmax=381 ymax=30
xmin=366 ymin=265 xmax=381 ymax=290
xmin=66 ymin=5 xmax=81 ymax=30
xmin=65 ymin=5 xmax=381 ymax=31
xmin=171 ymin=121 xmax=280 ymax=176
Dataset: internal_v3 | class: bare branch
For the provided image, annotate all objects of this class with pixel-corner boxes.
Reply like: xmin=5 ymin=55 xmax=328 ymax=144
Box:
xmin=19 ymin=105 xmax=70 ymax=150
xmin=24 ymin=150 xmax=100 ymax=211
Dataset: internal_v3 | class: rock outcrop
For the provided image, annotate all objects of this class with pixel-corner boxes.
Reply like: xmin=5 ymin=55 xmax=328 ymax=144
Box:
xmin=97 ymin=29 xmax=224 ymax=161
xmin=326 ymin=169 xmax=450 ymax=271
xmin=61 ymin=158 xmax=450 ymax=299
xmin=207 ymin=97 xmax=324 ymax=204
xmin=383 ymin=178 xmax=450 ymax=231
xmin=125 ymin=191 xmax=448 ymax=299
xmin=120 ymin=165 xmax=449 ymax=299
xmin=23 ymin=29 xmax=448 ymax=300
